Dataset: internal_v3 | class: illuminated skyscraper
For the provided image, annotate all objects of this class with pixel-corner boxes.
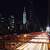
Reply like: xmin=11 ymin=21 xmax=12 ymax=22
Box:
xmin=8 ymin=15 xmax=15 ymax=33
xmin=23 ymin=7 xmax=27 ymax=24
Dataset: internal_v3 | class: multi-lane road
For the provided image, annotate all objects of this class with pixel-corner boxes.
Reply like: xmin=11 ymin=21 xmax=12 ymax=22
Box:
xmin=16 ymin=41 xmax=48 ymax=50
xmin=16 ymin=32 xmax=49 ymax=50
xmin=0 ymin=32 xmax=49 ymax=50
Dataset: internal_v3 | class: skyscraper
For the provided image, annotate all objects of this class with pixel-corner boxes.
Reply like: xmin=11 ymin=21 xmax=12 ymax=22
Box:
xmin=8 ymin=15 xmax=15 ymax=33
xmin=0 ymin=14 xmax=9 ymax=34
xmin=23 ymin=7 xmax=27 ymax=24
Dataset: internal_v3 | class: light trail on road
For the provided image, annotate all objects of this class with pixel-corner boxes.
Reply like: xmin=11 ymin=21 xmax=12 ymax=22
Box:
xmin=16 ymin=32 xmax=49 ymax=50
xmin=17 ymin=43 xmax=48 ymax=50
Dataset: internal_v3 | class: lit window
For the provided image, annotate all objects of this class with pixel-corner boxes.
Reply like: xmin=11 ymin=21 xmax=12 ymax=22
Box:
xmin=8 ymin=26 xmax=10 ymax=29
xmin=1 ymin=18 xmax=4 ymax=19
xmin=11 ymin=26 xmax=14 ymax=28
xmin=1 ymin=21 xmax=4 ymax=22
xmin=10 ymin=15 xmax=14 ymax=18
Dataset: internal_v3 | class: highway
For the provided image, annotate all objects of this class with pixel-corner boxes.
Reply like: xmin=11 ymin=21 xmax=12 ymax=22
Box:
xmin=16 ymin=32 xmax=49 ymax=50
xmin=16 ymin=42 xmax=48 ymax=50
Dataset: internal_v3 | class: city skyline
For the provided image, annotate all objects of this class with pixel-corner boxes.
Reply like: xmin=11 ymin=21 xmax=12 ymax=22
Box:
xmin=0 ymin=0 xmax=48 ymax=34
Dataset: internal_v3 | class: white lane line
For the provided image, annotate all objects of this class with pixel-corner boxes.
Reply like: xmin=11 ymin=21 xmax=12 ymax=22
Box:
xmin=17 ymin=43 xmax=29 ymax=50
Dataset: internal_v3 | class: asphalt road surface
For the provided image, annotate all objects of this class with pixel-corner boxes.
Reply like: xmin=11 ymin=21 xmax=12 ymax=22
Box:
xmin=16 ymin=32 xmax=48 ymax=50
xmin=16 ymin=43 xmax=48 ymax=50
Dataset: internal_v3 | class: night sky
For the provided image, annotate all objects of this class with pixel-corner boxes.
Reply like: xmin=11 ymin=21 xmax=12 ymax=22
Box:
xmin=0 ymin=0 xmax=48 ymax=22
xmin=0 ymin=0 xmax=48 ymax=34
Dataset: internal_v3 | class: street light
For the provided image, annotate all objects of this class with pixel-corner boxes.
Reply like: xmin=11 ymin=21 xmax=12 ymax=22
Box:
xmin=46 ymin=25 xmax=50 ymax=32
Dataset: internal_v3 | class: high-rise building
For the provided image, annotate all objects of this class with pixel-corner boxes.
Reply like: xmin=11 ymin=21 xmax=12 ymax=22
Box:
xmin=0 ymin=15 xmax=9 ymax=34
xmin=20 ymin=7 xmax=27 ymax=33
xmin=23 ymin=7 xmax=27 ymax=24
xmin=8 ymin=15 xmax=15 ymax=33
